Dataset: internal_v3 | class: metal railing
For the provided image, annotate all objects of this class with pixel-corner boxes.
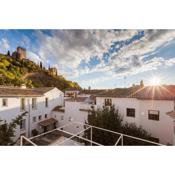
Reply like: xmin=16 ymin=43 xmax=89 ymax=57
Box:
xmin=20 ymin=122 xmax=164 ymax=146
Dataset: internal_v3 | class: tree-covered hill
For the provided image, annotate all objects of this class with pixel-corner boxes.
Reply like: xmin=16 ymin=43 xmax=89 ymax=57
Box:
xmin=0 ymin=53 xmax=81 ymax=90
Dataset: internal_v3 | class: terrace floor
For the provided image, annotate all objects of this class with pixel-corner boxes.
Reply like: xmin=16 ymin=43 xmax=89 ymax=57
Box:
xmin=20 ymin=122 xmax=164 ymax=146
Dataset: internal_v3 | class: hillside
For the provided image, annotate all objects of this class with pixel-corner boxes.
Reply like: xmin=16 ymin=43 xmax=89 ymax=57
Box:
xmin=0 ymin=53 xmax=81 ymax=90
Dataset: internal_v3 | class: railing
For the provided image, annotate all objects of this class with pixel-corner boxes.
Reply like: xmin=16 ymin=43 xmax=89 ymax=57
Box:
xmin=20 ymin=122 xmax=164 ymax=146
xmin=20 ymin=136 xmax=37 ymax=146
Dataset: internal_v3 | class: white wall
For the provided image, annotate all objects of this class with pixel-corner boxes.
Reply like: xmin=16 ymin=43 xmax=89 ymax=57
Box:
xmin=30 ymin=88 xmax=64 ymax=136
xmin=0 ymin=87 xmax=64 ymax=142
xmin=52 ymin=101 xmax=89 ymax=135
xmin=139 ymin=100 xmax=174 ymax=145
xmin=96 ymin=97 xmax=175 ymax=145
xmin=0 ymin=97 xmax=30 ymax=140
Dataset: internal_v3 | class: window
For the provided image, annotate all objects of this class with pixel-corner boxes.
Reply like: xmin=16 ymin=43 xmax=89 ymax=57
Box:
xmin=126 ymin=108 xmax=135 ymax=117
xmin=68 ymin=117 xmax=72 ymax=122
xmin=61 ymin=115 xmax=64 ymax=120
xmin=20 ymin=119 xmax=26 ymax=130
xmin=45 ymin=114 xmax=48 ymax=118
xmin=32 ymin=98 xmax=37 ymax=109
xmin=38 ymin=115 xmax=42 ymax=121
xmin=33 ymin=116 xmax=36 ymax=123
xmin=2 ymin=99 xmax=8 ymax=107
xmin=148 ymin=110 xmax=159 ymax=121
xmin=45 ymin=98 xmax=48 ymax=107
xmin=20 ymin=98 xmax=25 ymax=111
xmin=91 ymin=105 xmax=94 ymax=109
xmin=104 ymin=99 xmax=112 ymax=106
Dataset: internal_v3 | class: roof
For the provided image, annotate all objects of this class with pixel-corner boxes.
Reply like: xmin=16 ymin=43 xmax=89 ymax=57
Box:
xmin=66 ymin=97 xmax=88 ymax=102
xmin=96 ymin=85 xmax=175 ymax=100
xmin=0 ymin=86 xmax=55 ymax=97
xmin=33 ymin=87 xmax=55 ymax=94
xmin=166 ymin=111 xmax=175 ymax=118
xmin=95 ymin=88 xmax=134 ymax=98
xmin=133 ymin=86 xmax=175 ymax=100
xmin=39 ymin=118 xmax=58 ymax=127
xmin=65 ymin=87 xmax=80 ymax=91
xmin=52 ymin=106 xmax=65 ymax=112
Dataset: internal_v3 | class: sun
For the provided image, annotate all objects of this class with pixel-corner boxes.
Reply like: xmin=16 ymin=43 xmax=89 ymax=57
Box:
xmin=149 ymin=76 xmax=161 ymax=86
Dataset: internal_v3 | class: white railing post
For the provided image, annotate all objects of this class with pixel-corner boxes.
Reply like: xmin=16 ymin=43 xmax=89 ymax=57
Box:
xmin=90 ymin=127 xmax=92 ymax=146
xmin=121 ymin=135 xmax=123 ymax=146
xmin=20 ymin=136 xmax=23 ymax=146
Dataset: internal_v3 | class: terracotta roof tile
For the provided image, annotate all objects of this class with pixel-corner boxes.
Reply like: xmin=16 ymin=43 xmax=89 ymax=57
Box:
xmin=96 ymin=86 xmax=175 ymax=100
xmin=133 ymin=86 xmax=175 ymax=100
xmin=39 ymin=118 xmax=58 ymax=127
xmin=166 ymin=111 xmax=175 ymax=118
xmin=0 ymin=86 xmax=55 ymax=97
xmin=65 ymin=97 xmax=88 ymax=102
xmin=52 ymin=106 xmax=65 ymax=112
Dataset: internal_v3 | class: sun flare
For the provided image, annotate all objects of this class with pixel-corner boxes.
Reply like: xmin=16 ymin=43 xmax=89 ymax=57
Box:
xmin=149 ymin=76 xmax=161 ymax=86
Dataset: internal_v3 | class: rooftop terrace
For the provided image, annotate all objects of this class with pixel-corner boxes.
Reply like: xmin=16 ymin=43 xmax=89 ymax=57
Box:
xmin=20 ymin=122 xmax=164 ymax=146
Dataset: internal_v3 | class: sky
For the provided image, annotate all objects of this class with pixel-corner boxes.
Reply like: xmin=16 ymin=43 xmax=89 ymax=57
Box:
xmin=0 ymin=29 xmax=175 ymax=89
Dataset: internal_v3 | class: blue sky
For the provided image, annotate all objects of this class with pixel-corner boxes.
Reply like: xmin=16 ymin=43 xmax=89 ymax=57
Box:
xmin=0 ymin=29 xmax=175 ymax=89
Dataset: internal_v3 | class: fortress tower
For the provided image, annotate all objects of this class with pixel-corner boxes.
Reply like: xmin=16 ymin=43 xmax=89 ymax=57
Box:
xmin=49 ymin=67 xmax=58 ymax=76
xmin=12 ymin=47 xmax=26 ymax=59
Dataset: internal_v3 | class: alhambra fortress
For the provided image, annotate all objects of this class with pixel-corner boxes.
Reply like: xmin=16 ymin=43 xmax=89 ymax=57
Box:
xmin=11 ymin=46 xmax=58 ymax=76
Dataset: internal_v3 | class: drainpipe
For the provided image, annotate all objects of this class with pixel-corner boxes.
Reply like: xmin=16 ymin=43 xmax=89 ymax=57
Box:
xmin=27 ymin=98 xmax=31 ymax=137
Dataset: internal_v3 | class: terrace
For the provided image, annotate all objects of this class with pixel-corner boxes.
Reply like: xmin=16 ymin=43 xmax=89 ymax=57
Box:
xmin=20 ymin=122 xmax=164 ymax=146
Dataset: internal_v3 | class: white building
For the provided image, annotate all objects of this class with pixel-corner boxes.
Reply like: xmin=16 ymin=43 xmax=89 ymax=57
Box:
xmin=64 ymin=89 xmax=80 ymax=97
xmin=96 ymin=86 xmax=175 ymax=145
xmin=0 ymin=86 xmax=64 ymax=143
xmin=51 ymin=96 xmax=95 ymax=134
xmin=48 ymin=85 xmax=175 ymax=145
xmin=3 ymin=84 xmax=175 ymax=145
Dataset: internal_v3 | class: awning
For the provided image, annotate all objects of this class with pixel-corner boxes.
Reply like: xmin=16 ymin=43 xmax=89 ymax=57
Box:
xmin=166 ymin=111 xmax=175 ymax=119
xmin=39 ymin=118 xmax=58 ymax=127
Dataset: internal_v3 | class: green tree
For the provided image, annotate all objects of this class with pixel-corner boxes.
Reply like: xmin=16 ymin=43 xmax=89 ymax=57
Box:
xmin=121 ymin=123 xmax=151 ymax=145
xmin=7 ymin=50 xmax=11 ymax=56
xmin=0 ymin=112 xmax=27 ymax=145
xmin=84 ymin=106 xmax=123 ymax=145
xmin=84 ymin=106 xmax=152 ymax=145
xmin=39 ymin=61 xmax=43 ymax=69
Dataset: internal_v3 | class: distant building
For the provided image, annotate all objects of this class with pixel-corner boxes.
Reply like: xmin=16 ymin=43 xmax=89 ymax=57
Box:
xmin=48 ymin=67 xmax=58 ymax=76
xmin=65 ymin=89 xmax=80 ymax=97
xmin=12 ymin=47 xmax=26 ymax=59
xmin=54 ymin=85 xmax=175 ymax=145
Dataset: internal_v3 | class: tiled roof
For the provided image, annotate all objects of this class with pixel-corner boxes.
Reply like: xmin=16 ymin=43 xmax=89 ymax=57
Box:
xmin=166 ymin=111 xmax=175 ymax=118
xmin=65 ymin=97 xmax=88 ymax=102
xmin=96 ymin=86 xmax=175 ymax=100
xmin=52 ymin=106 xmax=65 ymax=112
xmin=133 ymin=86 xmax=175 ymax=100
xmin=33 ymin=87 xmax=55 ymax=94
xmin=39 ymin=118 xmax=58 ymax=127
xmin=0 ymin=86 xmax=55 ymax=97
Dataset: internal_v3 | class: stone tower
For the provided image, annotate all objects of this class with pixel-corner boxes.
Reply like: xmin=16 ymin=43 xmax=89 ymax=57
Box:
xmin=49 ymin=67 xmax=58 ymax=76
xmin=12 ymin=47 xmax=26 ymax=59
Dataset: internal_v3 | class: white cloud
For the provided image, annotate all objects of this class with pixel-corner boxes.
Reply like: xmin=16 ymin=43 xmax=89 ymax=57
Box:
xmin=0 ymin=38 xmax=9 ymax=53
xmin=112 ymin=30 xmax=175 ymax=59
xmin=27 ymin=51 xmax=42 ymax=63
xmin=34 ymin=30 xmax=138 ymax=76
xmin=31 ymin=30 xmax=175 ymax=87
